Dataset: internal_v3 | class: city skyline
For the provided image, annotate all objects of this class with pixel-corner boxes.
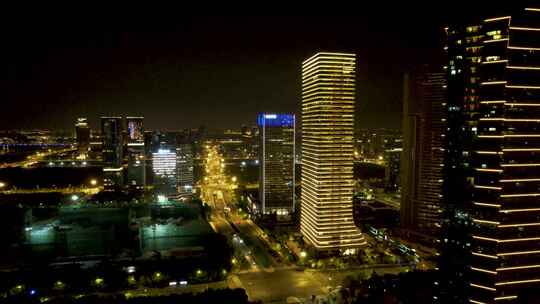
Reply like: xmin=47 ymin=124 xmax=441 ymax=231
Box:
xmin=2 ymin=5 xmax=525 ymax=131
xmin=2 ymin=4 xmax=540 ymax=304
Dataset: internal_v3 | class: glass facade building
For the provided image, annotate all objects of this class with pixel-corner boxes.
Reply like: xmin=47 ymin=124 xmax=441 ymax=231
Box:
xmin=75 ymin=117 xmax=90 ymax=157
xmin=125 ymin=117 xmax=145 ymax=189
xmin=152 ymin=149 xmax=177 ymax=197
xmin=438 ymin=21 xmax=482 ymax=304
xmin=300 ymin=52 xmax=365 ymax=253
xmin=468 ymin=8 xmax=540 ymax=303
xmin=176 ymin=143 xmax=194 ymax=199
xmin=440 ymin=7 xmax=540 ymax=303
xmin=101 ymin=117 xmax=123 ymax=189
xmin=257 ymin=113 xmax=295 ymax=216
xmin=401 ymin=66 xmax=446 ymax=234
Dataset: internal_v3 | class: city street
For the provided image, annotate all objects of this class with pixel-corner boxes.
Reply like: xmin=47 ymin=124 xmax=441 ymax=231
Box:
xmin=233 ymin=265 xmax=411 ymax=303
xmin=201 ymin=144 xmax=267 ymax=271
xmin=0 ymin=147 xmax=77 ymax=169
xmin=198 ymin=143 xmax=415 ymax=303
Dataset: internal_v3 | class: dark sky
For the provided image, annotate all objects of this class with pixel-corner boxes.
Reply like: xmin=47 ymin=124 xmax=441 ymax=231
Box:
xmin=1 ymin=4 xmax=524 ymax=131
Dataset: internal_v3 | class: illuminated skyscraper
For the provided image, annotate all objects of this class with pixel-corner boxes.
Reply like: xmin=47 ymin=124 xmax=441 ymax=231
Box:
xmin=401 ymin=66 xmax=446 ymax=233
xmin=437 ymin=20 xmax=482 ymax=304
xmin=101 ymin=117 xmax=123 ymax=189
xmin=152 ymin=149 xmax=177 ymax=196
xmin=438 ymin=7 xmax=540 ymax=303
xmin=467 ymin=8 xmax=540 ymax=303
xmin=75 ymin=118 xmax=90 ymax=157
xmin=258 ymin=113 xmax=295 ymax=216
xmin=125 ymin=117 xmax=145 ymax=189
xmin=300 ymin=52 xmax=365 ymax=253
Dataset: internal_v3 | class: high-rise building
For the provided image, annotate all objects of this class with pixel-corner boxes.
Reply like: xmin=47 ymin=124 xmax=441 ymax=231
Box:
xmin=125 ymin=117 xmax=145 ymax=189
xmin=438 ymin=7 xmax=540 ymax=303
xmin=75 ymin=118 xmax=90 ymax=157
xmin=126 ymin=117 xmax=144 ymax=142
xmin=384 ymin=147 xmax=402 ymax=191
xmin=144 ymin=130 xmax=154 ymax=185
xmin=176 ymin=142 xmax=194 ymax=199
xmin=468 ymin=8 xmax=540 ymax=303
xmin=401 ymin=66 xmax=446 ymax=233
xmin=152 ymin=149 xmax=177 ymax=197
xmin=437 ymin=21 xmax=482 ymax=304
xmin=257 ymin=113 xmax=295 ymax=216
xmin=101 ymin=117 xmax=123 ymax=189
xmin=300 ymin=52 xmax=365 ymax=254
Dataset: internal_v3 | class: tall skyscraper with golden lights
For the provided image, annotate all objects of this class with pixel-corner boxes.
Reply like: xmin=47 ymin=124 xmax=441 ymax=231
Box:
xmin=440 ymin=7 xmax=540 ymax=303
xmin=300 ymin=52 xmax=366 ymax=254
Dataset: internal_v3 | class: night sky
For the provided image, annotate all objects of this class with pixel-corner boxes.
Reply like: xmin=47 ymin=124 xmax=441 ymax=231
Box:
xmin=1 ymin=3 xmax=525 ymax=131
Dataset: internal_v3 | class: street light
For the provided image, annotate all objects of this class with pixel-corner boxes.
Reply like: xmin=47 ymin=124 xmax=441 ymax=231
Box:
xmin=0 ymin=182 xmax=5 ymax=188
xmin=90 ymin=179 xmax=97 ymax=186
xmin=71 ymin=194 xmax=79 ymax=202
xmin=231 ymin=176 xmax=237 ymax=183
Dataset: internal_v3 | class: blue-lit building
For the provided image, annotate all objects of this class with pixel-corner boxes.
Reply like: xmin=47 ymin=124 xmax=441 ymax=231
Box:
xmin=257 ymin=113 xmax=295 ymax=217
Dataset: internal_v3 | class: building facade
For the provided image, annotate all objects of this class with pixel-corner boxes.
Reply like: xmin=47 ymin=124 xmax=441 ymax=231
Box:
xmin=101 ymin=117 xmax=123 ymax=189
xmin=75 ymin=118 xmax=90 ymax=157
xmin=176 ymin=143 xmax=194 ymax=199
xmin=125 ymin=117 xmax=145 ymax=189
xmin=384 ymin=147 xmax=402 ymax=191
xmin=467 ymin=8 xmax=540 ymax=303
xmin=300 ymin=52 xmax=365 ymax=253
xmin=437 ymin=20 xmax=483 ymax=304
xmin=152 ymin=149 xmax=177 ymax=197
xmin=401 ymin=66 xmax=446 ymax=233
xmin=257 ymin=113 xmax=295 ymax=216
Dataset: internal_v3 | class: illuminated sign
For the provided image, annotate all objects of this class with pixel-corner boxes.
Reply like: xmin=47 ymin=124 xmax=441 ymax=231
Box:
xmin=257 ymin=113 xmax=295 ymax=127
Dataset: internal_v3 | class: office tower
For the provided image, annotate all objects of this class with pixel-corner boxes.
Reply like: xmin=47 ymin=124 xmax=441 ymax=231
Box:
xmin=257 ymin=113 xmax=295 ymax=216
xmin=437 ymin=21 xmax=483 ymax=304
xmin=384 ymin=147 xmax=402 ymax=191
xmin=400 ymin=66 xmax=446 ymax=233
xmin=125 ymin=117 xmax=145 ymax=189
xmin=144 ymin=131 xmax=154 ymax=185
xmin=176 ymin=143 xmax=194 ymax=199
xmin=75 ymin=118 xmax=90 ymax=157
xmin=300 ymin=52 xmax=365 ymax=253
xmin=126 ymin=117 xmax=144 ymax=142
xmin=101 ymin=117 xmax=123 ymax=189
xmin=152 ymin=149 xmax=177 ymax=196
xmin=466 ymin=8 xmax=540 ymax=303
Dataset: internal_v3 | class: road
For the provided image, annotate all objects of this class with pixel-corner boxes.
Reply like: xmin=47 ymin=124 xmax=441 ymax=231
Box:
xmin=0 ymin=147 xmax=77 ymax=169
xmin=232 ymin=264 xmax=411 ymax=303
xmin=0 ymin=187 xmax=100 ymax=195
xmin=373 ymin=191 xmax=400 ymax=209
xmin=200 ymin=143 xmax=413 ymax=303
